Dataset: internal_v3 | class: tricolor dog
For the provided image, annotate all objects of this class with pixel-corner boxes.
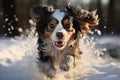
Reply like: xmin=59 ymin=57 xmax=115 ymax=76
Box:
xmin=30 ymin=4 xmax=99 ymax=78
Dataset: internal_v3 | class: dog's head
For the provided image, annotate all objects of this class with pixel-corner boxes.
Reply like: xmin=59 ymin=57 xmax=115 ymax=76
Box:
xmin=30 ymin=5 xmax=99 ymax=50
xmin=47 ymin=10 xmax=76 ymax=50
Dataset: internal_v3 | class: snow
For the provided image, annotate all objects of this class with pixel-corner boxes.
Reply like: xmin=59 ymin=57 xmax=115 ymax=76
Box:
xmin=0 ymin=31 xmax=120 ymax=80
xmin=5 ymin=18 xmax=9 ymax=22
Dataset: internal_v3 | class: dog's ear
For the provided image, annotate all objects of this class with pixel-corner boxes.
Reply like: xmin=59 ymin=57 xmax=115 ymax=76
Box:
xmin=66 ymin=4 xmax=99 ymax=34
xmin=30 ymin=5 xmax=54 ymax=22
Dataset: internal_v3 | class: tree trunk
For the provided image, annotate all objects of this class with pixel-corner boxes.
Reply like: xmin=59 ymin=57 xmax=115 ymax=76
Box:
xmin=108 ymin=0 xmax=115 ymax=33
xmin=97 ymin=0 xmax=105 ymax=33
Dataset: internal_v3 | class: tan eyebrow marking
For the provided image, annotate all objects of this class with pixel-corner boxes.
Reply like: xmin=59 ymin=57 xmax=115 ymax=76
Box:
xmin=50 ymin=19 xmax=58 ymax=25
xmin=63 ymin=19 xmax=69 ymax=25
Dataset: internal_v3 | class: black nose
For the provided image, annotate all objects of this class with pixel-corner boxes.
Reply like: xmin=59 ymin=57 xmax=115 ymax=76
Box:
xmin=56 ymin=32 xmax=64 ymax=39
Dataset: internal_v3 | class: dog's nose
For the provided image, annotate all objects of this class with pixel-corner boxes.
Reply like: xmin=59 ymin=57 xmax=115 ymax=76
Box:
xmin=56 ymin=32 xmax=64 ymax=39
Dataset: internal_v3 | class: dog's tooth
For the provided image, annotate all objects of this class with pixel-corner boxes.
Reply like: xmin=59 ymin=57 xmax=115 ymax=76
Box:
xmin=95 ymin=15 xmax=98 ymax=19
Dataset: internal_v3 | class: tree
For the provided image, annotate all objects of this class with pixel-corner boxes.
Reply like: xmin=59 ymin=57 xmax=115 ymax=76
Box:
xmin=108 ymin=0 xmax=115 ymax=33
xmin=97 ymin=0 xmax=105 ymax=33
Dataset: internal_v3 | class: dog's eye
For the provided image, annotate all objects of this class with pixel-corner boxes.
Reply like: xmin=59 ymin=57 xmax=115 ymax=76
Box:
xmin=64 ymin=24 xmax=70 ymax=30
xmin=47 ymin=23 xmax=55 ymax=32
xmin=49 ymin=24 xmax=55 ymax=29
xmin=84 ymin=14 xmax=93 ymax=20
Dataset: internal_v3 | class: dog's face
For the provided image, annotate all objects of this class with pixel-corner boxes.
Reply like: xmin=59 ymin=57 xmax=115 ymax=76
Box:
xmin=45 ymin=10 xmax=75 ymax=50
xmin=31 ymin=5 xmax=99 ymax=50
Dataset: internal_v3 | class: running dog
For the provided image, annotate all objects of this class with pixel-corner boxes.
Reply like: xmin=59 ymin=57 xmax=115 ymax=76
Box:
xmin=30 ymin=4 xmax=99 ymax=78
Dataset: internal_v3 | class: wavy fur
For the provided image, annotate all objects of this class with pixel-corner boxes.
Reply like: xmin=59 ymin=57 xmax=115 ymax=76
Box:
xmin=30 ymin=4 xmax=99 ymax=78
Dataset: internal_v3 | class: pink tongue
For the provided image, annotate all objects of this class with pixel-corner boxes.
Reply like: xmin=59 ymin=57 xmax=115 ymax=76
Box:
xmin=57 ymin=41 xmax=62 ymax=45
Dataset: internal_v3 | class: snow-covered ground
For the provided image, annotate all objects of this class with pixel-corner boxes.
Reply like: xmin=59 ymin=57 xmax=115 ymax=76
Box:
xmin=0 ymin=32 xmax=120 ymax=80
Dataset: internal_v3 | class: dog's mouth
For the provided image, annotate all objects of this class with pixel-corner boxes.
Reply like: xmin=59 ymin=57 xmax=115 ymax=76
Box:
xmin=54 ymin=41 xmax=65 ymax=48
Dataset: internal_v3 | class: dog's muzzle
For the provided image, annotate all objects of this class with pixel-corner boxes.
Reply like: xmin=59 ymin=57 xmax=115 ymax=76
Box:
xmin=53 ymin=32 xmax=65 ymax=49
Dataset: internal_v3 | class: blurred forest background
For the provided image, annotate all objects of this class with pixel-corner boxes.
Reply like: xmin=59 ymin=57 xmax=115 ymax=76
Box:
xmin=0 ymin=0 xmax=120 ymax=37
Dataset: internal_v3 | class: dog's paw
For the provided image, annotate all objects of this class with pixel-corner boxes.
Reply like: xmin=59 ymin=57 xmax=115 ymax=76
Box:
xmin=60 ymin=61 xmax=70 ymax=71
xmin=46 ymin=68 xmax=56 ymax=78
xmin=60 ymin=55 xmax=74 ymax=71
xmin=41 ymin=62 xmax=56 ymax=78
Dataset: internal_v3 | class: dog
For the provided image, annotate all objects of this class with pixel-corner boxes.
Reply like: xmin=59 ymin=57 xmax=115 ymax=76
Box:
xmin=30 ymin=4 xmax=99 ymax=78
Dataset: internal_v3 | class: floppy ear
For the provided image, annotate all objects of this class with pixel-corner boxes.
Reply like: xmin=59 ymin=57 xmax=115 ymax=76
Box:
xmin=30 ymin=5 xmax=54 ymax=22
xmin=30 ymin=5 xmax=54 ymax=36
xmin=66 ymin=4 xmax=99 ymax=34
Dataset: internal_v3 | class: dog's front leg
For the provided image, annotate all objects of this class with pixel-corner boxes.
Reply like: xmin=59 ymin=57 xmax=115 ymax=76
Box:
xmin=46 ymin=64 xmax=56 ymax=78
xmin=40 ymin=60 xmax=56 ymax=78
xmin=60 ymin=55 xmax=80 ymax=71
